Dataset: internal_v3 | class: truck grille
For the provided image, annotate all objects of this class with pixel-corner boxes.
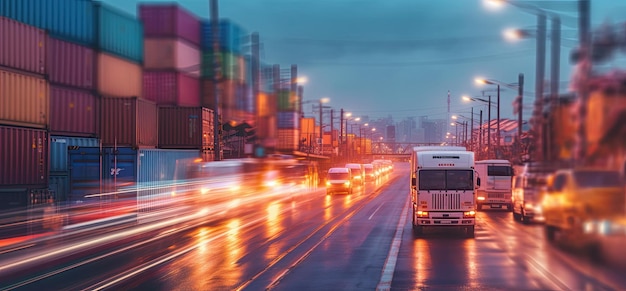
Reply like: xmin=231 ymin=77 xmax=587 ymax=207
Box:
xmin=488 ymin=192 xmax=506 ymax=199
xmin=432 ymin=193 xmax=461 ymax=210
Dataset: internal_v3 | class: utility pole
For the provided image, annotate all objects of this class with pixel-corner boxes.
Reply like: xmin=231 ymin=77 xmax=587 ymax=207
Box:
xmin=518 ymin=73 xmax=524 ymax=161
xmin=470 ymin=107 xmax=474 ymax=152
xmin=479 ymin=110 xmax=483 ymax=159
xmin=536 ymin=12 xmax=547 ymax=162
xmin=340 ymin=108 xmax=344 ymax=158
xmin=549 ymin=16 xmax=561 ymax=162
xmin=330 ymin=109 xmax=334 ymax=154
xmin=576 ymin=0 xmax=591 ymax=165
xmin=251 ymin=32 xmax=260 ymax=154
xmin=210 ymin=0 xmax=221 ymax=161
xmin=487 ymin=94 xmax=491 ymax=159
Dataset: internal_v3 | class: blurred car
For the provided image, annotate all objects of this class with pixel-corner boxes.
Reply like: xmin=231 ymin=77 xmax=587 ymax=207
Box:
xmin=362 ymin=163 xmax=376 ymax=181
xmin=345 ymin=163 xmax=364 ymax=185
xmin=511 ymin=162 xmax=554 ymax=224
xmin=542 ymin=168 xmax=625 ymax=249
xmin=326 ymin=167 xmax=353 ymax=195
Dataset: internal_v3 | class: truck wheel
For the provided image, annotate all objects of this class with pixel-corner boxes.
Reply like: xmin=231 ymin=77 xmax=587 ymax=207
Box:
xmin=477 ymin=204 xmax=483 ymax=211
xmin=513 ymin=212 xmax=521 ymax=221
xmin=465 ymin=226 xmax=475 ymax=238
xmin=507 ymin=204 xmax=513 ymax=212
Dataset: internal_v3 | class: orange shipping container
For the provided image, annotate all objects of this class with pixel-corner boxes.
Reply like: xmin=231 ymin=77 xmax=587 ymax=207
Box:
xmin=0 ymin=69 xmax=49 ymax=128
xmin=143 ymin=38 xmax=200 ymax=76
xmin=276 ymin=129 xmax=300 ymax=152
xmin=97 ymin=52 xmax=143 ymax=98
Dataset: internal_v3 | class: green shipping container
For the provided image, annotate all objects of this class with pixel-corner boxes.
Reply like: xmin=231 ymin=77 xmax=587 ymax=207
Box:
xmin=201 ymin=51 xmax=239 ymax=80
xmin=277 ymin=89 xmax=299 ymax=111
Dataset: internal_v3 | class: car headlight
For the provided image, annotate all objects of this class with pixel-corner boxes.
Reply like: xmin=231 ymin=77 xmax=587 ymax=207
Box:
xmin=344 ymin=181 xmax=351 ymax=186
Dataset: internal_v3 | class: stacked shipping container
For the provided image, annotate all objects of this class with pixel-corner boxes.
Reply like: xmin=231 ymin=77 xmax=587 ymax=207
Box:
xmin=200 ymin=19 xmax=250 ymax=124
xmin=139 ymin=4 xmax=214 ymax=161
xmin=0 ymin=15 xmax=52 ymax=214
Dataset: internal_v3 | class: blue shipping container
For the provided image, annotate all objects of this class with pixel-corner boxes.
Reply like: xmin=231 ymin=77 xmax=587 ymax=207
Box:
xmin=67 ymin=147 xmax=199 ymax=202
xmin=49 ymin=175 xmax=70 ymax=202
xmin=277 ymin=112 xmax=300 ymax=129
xmin=94 ymin=2 xmax=144 ymax=63
xmin=200 ymin=19 xmax=246 ymax=54
xmin=50 ymin=136 xmax=100 ymax=174
xmin=0 ymin=0 xmax=94 ymax=46
xmin=68 ymin=147 xmax=138 ymax=200
xmin=136 ymin=149 xmax=199 ymax=213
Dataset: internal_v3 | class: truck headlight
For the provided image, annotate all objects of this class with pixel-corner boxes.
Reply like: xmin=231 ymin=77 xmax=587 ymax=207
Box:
xmin=464 ymin=211 xmax=476 ymax=218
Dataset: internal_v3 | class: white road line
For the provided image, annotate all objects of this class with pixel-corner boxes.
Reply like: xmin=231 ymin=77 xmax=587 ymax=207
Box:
xmin=369 ymin=202 xmax=385 ymax=220
xmin=376 ymin=195 xmax=410 ymax=291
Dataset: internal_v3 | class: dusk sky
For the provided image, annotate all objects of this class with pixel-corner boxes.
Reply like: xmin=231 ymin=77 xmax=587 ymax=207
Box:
xmin=106 ymin=0 xmax=626 ymax=122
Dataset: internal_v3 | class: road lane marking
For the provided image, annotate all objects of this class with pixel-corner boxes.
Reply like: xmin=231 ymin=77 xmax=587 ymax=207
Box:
xmin=369 ymin=202 xmax=385 ymax=220
xmin=376 ymin=195 xmax=409 ymax=291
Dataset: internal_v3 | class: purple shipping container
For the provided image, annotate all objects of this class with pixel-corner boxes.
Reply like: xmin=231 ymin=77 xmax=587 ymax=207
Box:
xmin=47 ymin=37 xmax=94 ymax=89
xmin=139 ymin=4 xmax=200 ymax=46
xmin=0 ymin=125 xmax=49 ymax=186
xmin=277 ymin=111 xmax=300 ymax=129
xmin=158 ymin=106 xmax=214 ymax=149
xmin=49 ymin=86 xmax=99 ymax=136
xmin=0 ymin=17 xmax=46 ymax=75
xmin=100 ymin=97 xmax=158 ymax=147
xmin=143 ymin=71 xmax=200 ymax=106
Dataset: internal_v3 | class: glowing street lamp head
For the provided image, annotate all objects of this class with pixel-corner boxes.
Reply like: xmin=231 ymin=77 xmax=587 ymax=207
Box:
xmin=462 ymin=96 xmax=472 ymax=102
xmin=320 ymin=97 xmax=330 ymax=103
xmin=355 ymin=117 xmax=361 ymax=122
xmin=483 ymin=0 xmax=505 ymax=11
xmin=296 ymin=76 xmax=308 ymax=84
xmin=451 ymin=115 xmax=458 ymax=120
xmin=475 ymin=78 xmax=488 ymax=85
xmin=345 ymin=112 xmax=352 ymax=117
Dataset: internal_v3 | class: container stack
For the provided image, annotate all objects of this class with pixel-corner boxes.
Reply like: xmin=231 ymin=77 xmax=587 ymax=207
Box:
xmin=139 ymin=3 xmax=214 ymax=161
xmin=1 ymin=15 xmax=52 ymax=213
xmin=94 ymin=2 xmax=155 ymax=149
xmin=200 ymin=19 xmax=250 ymax=124
xmin=276 ymin=70 xmax=301 ymax=152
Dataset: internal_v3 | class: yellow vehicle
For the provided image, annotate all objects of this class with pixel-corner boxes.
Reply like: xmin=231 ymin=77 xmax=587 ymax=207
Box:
xmin=542 ymin=168 xmax=625 ymax=248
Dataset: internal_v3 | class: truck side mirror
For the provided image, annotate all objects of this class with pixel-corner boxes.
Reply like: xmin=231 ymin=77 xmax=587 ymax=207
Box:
xmin=411 ymin=177 xmax=416 ymax=188
xmin=476 ymin=177 xmax=481 ymax=187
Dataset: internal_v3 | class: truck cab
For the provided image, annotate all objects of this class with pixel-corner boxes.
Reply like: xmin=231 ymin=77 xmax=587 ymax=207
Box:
xmin=474 ymin=160 xmax=514 ymax=211
xmin=511 ymin=163 xmax=552 ymax=223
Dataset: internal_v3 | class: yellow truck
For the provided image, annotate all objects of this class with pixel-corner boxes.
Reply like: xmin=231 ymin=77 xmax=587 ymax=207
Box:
xmin=542 ymin=168 xmax=625 ymax=250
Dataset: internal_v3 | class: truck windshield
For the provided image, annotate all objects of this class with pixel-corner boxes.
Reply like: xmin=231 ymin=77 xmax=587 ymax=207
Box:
xmin=419 ymin=170 xmax=474 ymax=190
xmin=487 ymin=165 xmax=513 ymax=176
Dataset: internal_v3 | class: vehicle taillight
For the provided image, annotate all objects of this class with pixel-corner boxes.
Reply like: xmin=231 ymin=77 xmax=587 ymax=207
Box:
xmin=463 ymin=210 xmax=476 ymax=218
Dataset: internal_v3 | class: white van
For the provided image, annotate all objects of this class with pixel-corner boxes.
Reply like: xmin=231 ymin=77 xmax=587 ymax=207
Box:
xmin=326 ymin=167 xmax=353 ymax=195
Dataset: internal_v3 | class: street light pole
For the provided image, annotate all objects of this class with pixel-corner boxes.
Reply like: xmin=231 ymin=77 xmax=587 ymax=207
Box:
xmin=319 ymin=99 xmax=323 ymax=153
xmin=488 ymin=95 xmax=491 ymax=159
xmin=497 ymin=84 xmax=500 ymax=159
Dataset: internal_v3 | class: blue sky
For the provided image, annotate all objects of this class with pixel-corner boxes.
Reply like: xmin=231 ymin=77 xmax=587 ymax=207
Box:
xmin=105 ymin=0 xmax=626 ymax=121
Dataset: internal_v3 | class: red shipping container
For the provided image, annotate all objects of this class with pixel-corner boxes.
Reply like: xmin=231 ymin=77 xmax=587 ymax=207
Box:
xmin=143 ymin=39 xmax=200 ymax=76
xmin=0 ymin=125 xmax=49 ymax=186
xmin=143 ymin=71 xmax=200 ymax=106
xmin=158 ymin=106 xmax=214 ymax=149
xmin=47 ymin=36 xmax=94 ymax=89
xmin=0 ymin=17 xmax=46 ymax=75
xmin=0 ymin=69 xmax=49 ymax=128
xmin=100 ymin=97 xmax=158 ymax=147
xmin=139 ymin=4 xmax=201 ymax=46
xmin=49 ymin=86 xmax=99 ymax=136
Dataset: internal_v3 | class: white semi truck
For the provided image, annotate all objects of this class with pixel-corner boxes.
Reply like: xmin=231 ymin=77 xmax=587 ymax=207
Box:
xmin=410 ymin=146 xmax=479 ymax=237
xmin=474 ymin=159 xmax=514 ymax=211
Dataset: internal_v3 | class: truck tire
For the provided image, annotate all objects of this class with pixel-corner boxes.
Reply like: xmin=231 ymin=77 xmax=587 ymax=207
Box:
xmin=513 ymin=212 xmax=521 ymax=221
xmin=507 ymin=204 xmax=513 ymax=212
xmin=465 ymin=226 xmax=475 ymax=238
xmin=477 ymin=204 xmax=483 ymax=211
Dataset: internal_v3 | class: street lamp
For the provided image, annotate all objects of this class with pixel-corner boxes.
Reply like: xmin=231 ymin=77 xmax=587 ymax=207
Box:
xmin=463 ymin=95 xmax=494 ymax=158
xmin=476 ymin=78 xmax=501 ymax=158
